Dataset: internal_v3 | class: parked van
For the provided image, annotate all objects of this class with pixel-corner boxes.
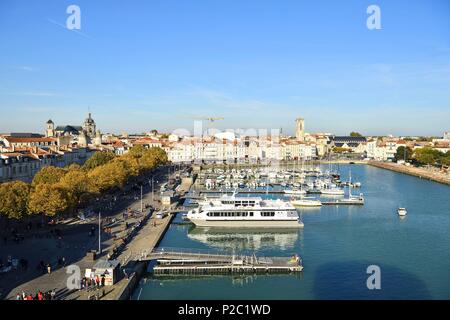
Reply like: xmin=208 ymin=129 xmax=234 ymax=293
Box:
xmin=155 ymin=211 xmax=166 ymax=219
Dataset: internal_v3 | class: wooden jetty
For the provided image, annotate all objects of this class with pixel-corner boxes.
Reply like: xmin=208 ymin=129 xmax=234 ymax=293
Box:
xmin=321 ymin=199 xmax=364 ymax=205
xmin=136 ymin=248 xmax=303 ymax=274
xmin=191 ymin=189 xmax=286 ymax=195
xmin=187 ymin=190 xmax=365 ymax=206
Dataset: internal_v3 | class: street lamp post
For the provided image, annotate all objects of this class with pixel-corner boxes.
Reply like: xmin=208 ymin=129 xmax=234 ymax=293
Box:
xmin=140 ymin=185 xmax=143 ymax=212
xmin=98 ymin=211 xmax=101 ymax=254
xmin=151 ymin=177 xmax=154 ymax=203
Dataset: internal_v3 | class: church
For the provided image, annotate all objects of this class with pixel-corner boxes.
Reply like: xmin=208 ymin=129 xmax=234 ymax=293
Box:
xmin=45 ymin=113 xmax=101 ymax=147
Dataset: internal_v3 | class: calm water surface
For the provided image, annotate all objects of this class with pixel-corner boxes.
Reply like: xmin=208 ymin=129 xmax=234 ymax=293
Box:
xmin=133 ymin=165 xmax=450 ymax=299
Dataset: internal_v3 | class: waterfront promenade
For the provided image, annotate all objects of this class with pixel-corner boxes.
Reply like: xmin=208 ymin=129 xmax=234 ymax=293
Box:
xmin=1 ymin=165 xmax=187 ymax=300
xmin=369 ymin=161 xmax=450 ymax=186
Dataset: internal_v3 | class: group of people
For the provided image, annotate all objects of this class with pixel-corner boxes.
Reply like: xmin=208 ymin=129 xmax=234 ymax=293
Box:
xmin=16 ymin=289 xmax=56 ymax=300
xmin=81 ymin=274 xmax=106 ymax=290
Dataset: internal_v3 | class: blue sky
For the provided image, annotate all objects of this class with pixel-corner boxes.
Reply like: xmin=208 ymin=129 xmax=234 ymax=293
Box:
xmin=0 ymin=0 xmax=449 ymax=136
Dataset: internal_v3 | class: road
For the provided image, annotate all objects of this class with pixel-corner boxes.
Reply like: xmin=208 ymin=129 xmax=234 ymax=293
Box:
xmin=0 ymin=164 xmax=188 ymax=300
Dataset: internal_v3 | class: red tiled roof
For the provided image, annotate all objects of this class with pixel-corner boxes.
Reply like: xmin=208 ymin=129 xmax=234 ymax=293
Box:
xmin=4 ymin=137 xmax=57 ymax=143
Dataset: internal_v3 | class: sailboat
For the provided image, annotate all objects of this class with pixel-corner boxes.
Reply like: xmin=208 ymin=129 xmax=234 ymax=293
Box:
xmin=290 ymin=184 xmax=322 ymax=207
xmin=339 ymin=170 xmax=364 ymax=204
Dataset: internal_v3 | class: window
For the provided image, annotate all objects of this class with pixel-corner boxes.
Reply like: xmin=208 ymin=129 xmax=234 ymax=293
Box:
xmin=249 ymin=212 xmax=254 ymax=217
xmin=261 ymin=212 xmax=275 ymax=217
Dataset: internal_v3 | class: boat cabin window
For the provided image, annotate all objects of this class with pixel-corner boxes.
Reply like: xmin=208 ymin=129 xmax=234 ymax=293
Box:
xmin=261 ymin=212 xmax=275 ymax=217
xmin=208 ymin=211 xmax=251 ymax=217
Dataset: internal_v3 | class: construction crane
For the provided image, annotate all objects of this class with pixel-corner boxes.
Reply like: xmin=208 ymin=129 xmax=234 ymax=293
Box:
xmin=193 ymin=117 xmax=224 ymax=123
xmin=192 ymin=117 xmax=224 ymax=136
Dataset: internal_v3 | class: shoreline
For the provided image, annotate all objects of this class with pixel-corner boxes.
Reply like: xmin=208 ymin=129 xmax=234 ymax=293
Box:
xmin=368 ymin=161 xmax=450 ymax=186
xmin=197 ymin=159 xmax=367 ymax=170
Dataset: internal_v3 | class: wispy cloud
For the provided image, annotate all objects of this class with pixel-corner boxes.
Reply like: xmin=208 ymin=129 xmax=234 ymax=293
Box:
xmin=46 ymin=18 xmax=93 ymax=40
xmin=16 ymin=66 xmax=36 ymax=72
xmin=18 ymin=91 xmax=59 ymax=97
xmin=19 ymin=106 xmax=61 ymax=113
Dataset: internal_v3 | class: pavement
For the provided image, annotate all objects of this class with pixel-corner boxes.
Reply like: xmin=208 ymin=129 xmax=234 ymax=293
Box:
xmin=369 ymin=161 xmax=450 ymax=186
xmin=0 ymin=164 xmax=190 ymax=300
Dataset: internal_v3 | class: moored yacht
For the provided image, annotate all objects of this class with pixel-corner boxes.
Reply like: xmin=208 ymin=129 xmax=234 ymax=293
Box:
xmin=283 ymin=189 xmax=307 ymax=195
xmin=290 ymin=198 xmax=322 ymax=207
xmin=187 ymin=193 xmax=304 ymax=228
xmin=320 ymin=187 xmax=345 ymax=195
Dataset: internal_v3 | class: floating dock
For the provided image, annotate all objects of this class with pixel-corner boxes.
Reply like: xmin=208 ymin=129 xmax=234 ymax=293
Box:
xmin=137 ymin=248 xmax=303 ymax=274
xmin=321 ymin=198 xmax=365 ymax=205
xmin=191 ymin=189 xmax=287 ymax=195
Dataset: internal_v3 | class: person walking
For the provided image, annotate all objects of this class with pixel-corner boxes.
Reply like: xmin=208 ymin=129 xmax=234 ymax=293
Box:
xmin=50 ymin=289 xmax=56 ymax=300
xmin=47 ymin=263 xmax=51 ymax=274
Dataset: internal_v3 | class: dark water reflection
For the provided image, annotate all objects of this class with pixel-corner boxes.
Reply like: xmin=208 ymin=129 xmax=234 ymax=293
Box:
xmin=134 ymin=165 xmax=450 ymax=300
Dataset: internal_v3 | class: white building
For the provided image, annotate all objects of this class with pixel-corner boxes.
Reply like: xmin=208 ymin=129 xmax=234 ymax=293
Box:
xmin=444 ymin=132 xmax=450 ymax=141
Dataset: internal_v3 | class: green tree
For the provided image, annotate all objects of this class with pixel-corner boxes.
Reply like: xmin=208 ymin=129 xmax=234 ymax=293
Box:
xmin=83 ymin=152 xmax=116 ymax=170
xmin=413 ymin=147 xmax=443 ymax=166
xmin=28 ymin=183 xmax=71 ymax=216
xmin=350 ymin=132 xmax=363 ymax=137
xmin=395 ymin=146 xmax=413 ymax=162
xmin=31 ymin=166 xmax=67 ymax=186
xmin=0 ymin=181 xmax=30 ymax=219
xmin=442 ymin=156 xmax=450 ymax=166
xmin=332 ymin=147 xmax=351 ymax=153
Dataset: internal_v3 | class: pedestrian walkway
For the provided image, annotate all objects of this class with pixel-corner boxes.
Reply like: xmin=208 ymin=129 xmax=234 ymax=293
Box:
xmin=2 ymin=166 xmax=183 ymax=300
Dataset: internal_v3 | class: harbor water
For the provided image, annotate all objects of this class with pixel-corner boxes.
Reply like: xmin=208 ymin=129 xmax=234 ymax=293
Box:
xmin=132 ymin=165 xmax=450 ymax=300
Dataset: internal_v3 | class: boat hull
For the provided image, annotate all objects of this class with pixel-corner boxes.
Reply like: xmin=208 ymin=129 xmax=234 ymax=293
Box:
xmin=188 ymin=218 xmax=304 ymax=228
xmin=291 ymin=201 xmax=322 ymax=207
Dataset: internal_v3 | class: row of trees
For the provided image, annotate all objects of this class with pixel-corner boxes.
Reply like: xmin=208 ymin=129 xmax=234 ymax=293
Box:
xmin=395 ymin=146 xmax=450 ymax=166
xmin=0 ymin=146 xmax=168 ymax=220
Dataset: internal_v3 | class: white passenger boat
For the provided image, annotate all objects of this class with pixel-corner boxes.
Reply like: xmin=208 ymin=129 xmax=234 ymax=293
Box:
xmin=397 ymin=208 xmax=407 ymax=216
xmin=187 ymin=193 xmax=304 ymax=228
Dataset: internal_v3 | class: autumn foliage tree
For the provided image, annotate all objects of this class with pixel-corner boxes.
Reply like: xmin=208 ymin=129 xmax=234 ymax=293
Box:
xmin=0 ymin=181 xmax=30 ymax=219
xmin=87 ymin=160 xmax=130 ymax=193
xmin=31 ymin=166 xmax=67 ymax=186
xmin=28 ymin=183 xmax=71 ymax=217
xmin=1 ymin=147 xmax=168 ymax=220
xmin=57 ymin=165 xmax=89 ymax=207
xmin=83 ymin=152 xmax=116 ymax=170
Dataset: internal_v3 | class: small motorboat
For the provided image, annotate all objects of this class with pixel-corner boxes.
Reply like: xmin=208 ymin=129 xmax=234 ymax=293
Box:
xmin=284 ymin=189 xmax=307 ymax=195
xmin=291 ymin=198 xmax=322 ymax=207
xmin=397 ymin=208 xmax=407 ymax=216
